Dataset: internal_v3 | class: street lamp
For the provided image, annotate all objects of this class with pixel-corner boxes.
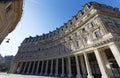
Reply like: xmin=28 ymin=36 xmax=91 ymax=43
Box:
xmin=5 ymin=38 xmax=10 ymax=43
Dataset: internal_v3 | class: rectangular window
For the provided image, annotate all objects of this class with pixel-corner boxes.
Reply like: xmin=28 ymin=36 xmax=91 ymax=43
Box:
xmin=76 ymin=41 xmax=80 ymax=48
xmin=69 ymin=36 xmax=72 ymax=40
xmin=89 ymin=22 xmax=96 ymax=28
xmin=91 ymin=22 xmax=96 ymax=27
xmin=74 ymin=32 xmax=77 ymax=37
xmin=81 ymin=28 xmax=86 ymax=33
xmin=54 ymin=32 xmax=56 ymax=35
xmin=94 ymin=31 xmax=101 ymax=38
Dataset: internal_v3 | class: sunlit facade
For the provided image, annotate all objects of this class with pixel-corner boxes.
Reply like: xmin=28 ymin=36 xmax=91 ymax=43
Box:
xmin=10 ymin=2 xmax=120 ymax=78
xmin=0 ymin=0 xmax=23 ymax=44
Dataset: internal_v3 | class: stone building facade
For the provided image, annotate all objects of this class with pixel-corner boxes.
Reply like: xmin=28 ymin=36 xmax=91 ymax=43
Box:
xmin=10 ymin=2 xmax=120 ymax=78
xmin=0 ymin=0 xmax=23 ymax=44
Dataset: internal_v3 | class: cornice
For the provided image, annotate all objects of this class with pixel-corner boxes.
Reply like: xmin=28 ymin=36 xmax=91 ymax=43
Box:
xmin=93 ymin=37 xmax=120 ymax=47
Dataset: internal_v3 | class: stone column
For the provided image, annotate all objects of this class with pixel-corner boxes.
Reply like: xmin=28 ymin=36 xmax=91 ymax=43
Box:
xmin=55 ymin=59 xmax=58 ymax=76
xmin=13 ymin=62 xmax=19 ymax=73
xmin=35 ymin=61 xmax=40 ymax=74
xmin=94 ymin=49 xmax=109 ymax=78
xmin=80 ymin=55 xmax=87 ymax=77
xmin=101 ymin=50 xmax=113 ymax=77
xmin=16 ymin=62 xmax=20 ymax=73
xmin=27 ymin=62 xmax=31 ymax=74
xmin=9 ymin=62 xmax=14 ymax=73
xmin=45 ymin=60 xmax=49 ymax=75
xmin=50 ymin=60 xmax=53 ymax=76
xmin=19 ymin=62 xmax=23 ymax=74
xmin=84 ymin=53 xmax=94 ymax=78
xmin=61 ymin=58 xmax=65 ymax=77
xmin=40 ymin=61 xmax=44 ymax=75
xmin=31 ymin=61 xmax=36 ymax=74
xmin=22 ymin=62 xmax=27 ymax=74
xmin=68 ymin=56 xmax=72 ymax=78
xmin=109 ymin=42 xmax=120 ymax=67
xmin=75 ymin=55 xmax=82 ymax=78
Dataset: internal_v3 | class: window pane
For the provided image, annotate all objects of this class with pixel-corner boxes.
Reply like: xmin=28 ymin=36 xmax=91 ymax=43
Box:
xmin=76 ymin=41 xmax=80 ymax=48
xmin=95 ymin=31 xmax=100 ymax=38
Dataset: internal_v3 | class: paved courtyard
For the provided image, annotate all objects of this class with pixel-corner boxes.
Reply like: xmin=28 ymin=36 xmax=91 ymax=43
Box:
xmin=0 ymin=72 xmax=58 ymax=78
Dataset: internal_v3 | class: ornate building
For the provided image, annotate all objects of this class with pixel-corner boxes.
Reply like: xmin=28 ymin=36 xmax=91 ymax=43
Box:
xmin=0 ymin=0 xmax=23 ymax=44
xmin=10 ymin=2 xmax=120 ymax=78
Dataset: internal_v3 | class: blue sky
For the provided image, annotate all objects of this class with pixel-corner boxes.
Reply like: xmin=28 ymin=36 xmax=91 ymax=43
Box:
xmin=0 ymin=0 xmax=120 ymax=56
